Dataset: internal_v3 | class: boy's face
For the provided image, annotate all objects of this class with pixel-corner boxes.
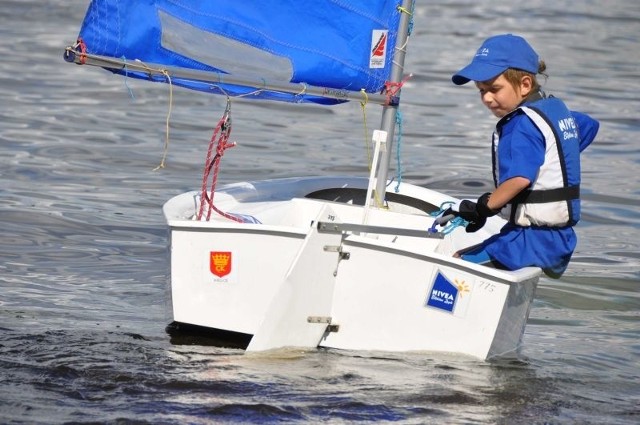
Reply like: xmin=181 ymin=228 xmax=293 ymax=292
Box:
xmin=475 ymin=74 xmax=531 ymax=118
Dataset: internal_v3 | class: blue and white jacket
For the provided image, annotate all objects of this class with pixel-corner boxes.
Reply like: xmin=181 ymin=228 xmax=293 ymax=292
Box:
xmin=492 ymin=94 xmax=598 ymax=227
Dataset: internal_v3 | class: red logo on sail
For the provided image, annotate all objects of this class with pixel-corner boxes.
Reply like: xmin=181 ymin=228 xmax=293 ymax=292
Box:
xmin=372 ymin=32 xmax=387 ymax=57
xmin=370 ymin=30 xmax=388 ymax=69
xmin=210 ymin=251 xmax=232 ymax=277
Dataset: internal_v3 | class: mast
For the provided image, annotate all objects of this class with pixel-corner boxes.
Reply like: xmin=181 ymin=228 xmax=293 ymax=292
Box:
xmin=374 ymin=0 xmax=414 ymax=205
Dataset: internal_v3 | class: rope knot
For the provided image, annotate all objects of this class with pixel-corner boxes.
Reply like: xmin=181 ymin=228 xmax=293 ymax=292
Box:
xmin=74 ymin=38 xmax=88 ymax=65
xmin=383 ymin=74 xmax=412 ymax=105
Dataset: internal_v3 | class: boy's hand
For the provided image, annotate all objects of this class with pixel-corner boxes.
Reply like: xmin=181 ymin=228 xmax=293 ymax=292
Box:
xmin=444 ymin=193 xmax=498 ymax=233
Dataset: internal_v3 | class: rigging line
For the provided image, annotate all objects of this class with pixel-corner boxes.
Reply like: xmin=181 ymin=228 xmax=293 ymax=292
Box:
xmin=208 ymin=79 xmax=299 ymax=101
xmin=390 ymin=57 xmax=406 ymax=72
xmin=406 ymin=0 xmax=416 ymax=35
xmin=130 ymin=58 xmax=175 ymax=171
xmin=294 ymin=82 xmax=308 ymax=102
xmin=395 ymin=31 xmax=411 ymax=54
xmin=395 ymin=42 xmax=409 ymax=54
xmin=197 ymin=99 xmax=243 ymax=223
xmin=395 ymin=2 xmax=414 ymax=54
xmin=121 ymin=56 xmax=135 ymax=99
xmin=197 ymin=108 xmax=223 ymax=221
xmin=209 ymin=82 xmax=272 ymax=101
xmin=74 ymin=38 xmax=87 ymax=65
xmin=208 ymin=75 xmax=306 ymax=100
xmin=153 ymin=69 xmax=173 ymax=171
xmin=428 ymin=202 xmax=468 ymax=234
xmin=106 ymin=55 xmax=260 ymax=102
xmin=360 ymin=89 xmax=372 ymax=171
xmin=394 ymin=109 xmax=403 ymax=192
xmin=384 ymin=73 xmax=412 ymax=104
xmin=297 ymin=83 xmax=308 ymax=96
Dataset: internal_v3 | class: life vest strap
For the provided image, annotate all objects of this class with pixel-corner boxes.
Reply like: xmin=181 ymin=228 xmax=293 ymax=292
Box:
xmin=511 ymin=185 xmax=580 ymax=205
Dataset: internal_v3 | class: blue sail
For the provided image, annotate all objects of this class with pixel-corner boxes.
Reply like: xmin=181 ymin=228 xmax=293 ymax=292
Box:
xmin=73 ymin=0 xmax=406 ymax=104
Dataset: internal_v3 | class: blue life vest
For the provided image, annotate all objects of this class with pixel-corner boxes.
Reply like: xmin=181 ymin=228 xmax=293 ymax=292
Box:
xmin=492 ymin=97 xmax=581 ymax=227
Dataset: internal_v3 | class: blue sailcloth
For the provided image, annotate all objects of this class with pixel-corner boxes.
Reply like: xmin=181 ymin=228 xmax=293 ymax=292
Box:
xmin=72 ymin=0 xmax=406 ymax=104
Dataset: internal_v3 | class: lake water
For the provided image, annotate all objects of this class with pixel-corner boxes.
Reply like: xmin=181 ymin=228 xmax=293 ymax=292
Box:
xmin=1 ymin=0 xmax=638 ymax=423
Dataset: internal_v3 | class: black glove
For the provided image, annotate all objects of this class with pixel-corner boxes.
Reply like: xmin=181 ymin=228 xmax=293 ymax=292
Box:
xmin=476 ymin=192 xmax=499 ymax=218
xmin=444 ymin=192 xmax=498 ymax=233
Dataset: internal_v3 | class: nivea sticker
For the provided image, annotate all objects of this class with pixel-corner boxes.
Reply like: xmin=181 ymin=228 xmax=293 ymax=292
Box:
xmin=425 ymin=270 xmax=473 ymax=317
xmin=426 ymin=271 xmax=458 ymax=313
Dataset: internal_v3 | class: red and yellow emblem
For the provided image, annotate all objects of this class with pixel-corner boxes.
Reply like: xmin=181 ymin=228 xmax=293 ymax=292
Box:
xmin=210 ymin=251 xmax=232 ymax=277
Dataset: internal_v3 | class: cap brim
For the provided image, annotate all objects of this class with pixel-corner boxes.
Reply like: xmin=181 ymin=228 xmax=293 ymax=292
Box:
xmin=452 ymin=62 xmax=507 ymax=85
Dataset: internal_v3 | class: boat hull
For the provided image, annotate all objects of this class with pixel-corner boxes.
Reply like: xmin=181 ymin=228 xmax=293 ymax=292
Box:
xmin=164 ymin=177 xmax=540 ymax=360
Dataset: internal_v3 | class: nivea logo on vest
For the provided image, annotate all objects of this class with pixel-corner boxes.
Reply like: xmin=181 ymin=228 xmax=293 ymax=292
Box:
xmin=425 ymin=270 xmax=473 ymax=316
xmin=558 ymin=116 xmax=578 ymax=141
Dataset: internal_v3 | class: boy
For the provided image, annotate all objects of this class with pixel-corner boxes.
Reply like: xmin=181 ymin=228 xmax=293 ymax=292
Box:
xmin=446 ymin=34 xmax=599 ymax=277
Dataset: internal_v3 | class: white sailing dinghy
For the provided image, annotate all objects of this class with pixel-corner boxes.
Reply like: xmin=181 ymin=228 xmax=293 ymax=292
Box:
xmin=65 ymin=0 xmax=541 ymax=360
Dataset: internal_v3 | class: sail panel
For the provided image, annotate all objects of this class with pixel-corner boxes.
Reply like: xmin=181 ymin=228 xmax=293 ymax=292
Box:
xmin=159 ymin=11 xmax=294 ymax=83
xmin=76 ymin=0 xmax=404 ymax=103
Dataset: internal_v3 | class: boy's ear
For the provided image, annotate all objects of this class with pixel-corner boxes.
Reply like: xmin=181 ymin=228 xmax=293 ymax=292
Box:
xmin=520 ymin=75 xmax=533 ymax=96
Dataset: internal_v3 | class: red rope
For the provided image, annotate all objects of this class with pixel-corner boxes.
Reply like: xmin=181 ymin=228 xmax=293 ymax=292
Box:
xmin=384 ymin=74 xmax=412 ymax=105
xmin=76 ymin=38 xmax=87 ymax=65
xmin=196 ymin=107 xmax=241 ymax=222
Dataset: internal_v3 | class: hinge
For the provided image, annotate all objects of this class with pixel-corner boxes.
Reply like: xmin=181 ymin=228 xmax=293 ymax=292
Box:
xmin=323 ymin=245 xmax=350 ymax=260
xmin=307 ymin=316 xmax=340 ymax=333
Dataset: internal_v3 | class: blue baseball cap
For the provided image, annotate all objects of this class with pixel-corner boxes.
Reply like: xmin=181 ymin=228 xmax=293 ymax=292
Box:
xmin=452 ymin=34 xmax=539 ymax=85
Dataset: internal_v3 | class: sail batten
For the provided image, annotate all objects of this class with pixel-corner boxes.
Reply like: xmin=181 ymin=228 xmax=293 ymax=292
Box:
xmin=69 ymin=0 xmax=405 ymax=104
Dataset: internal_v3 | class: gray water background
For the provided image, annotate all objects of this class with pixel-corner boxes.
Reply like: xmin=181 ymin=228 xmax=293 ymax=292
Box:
xmin=1 ymin=0 xmax=638 ymax=423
